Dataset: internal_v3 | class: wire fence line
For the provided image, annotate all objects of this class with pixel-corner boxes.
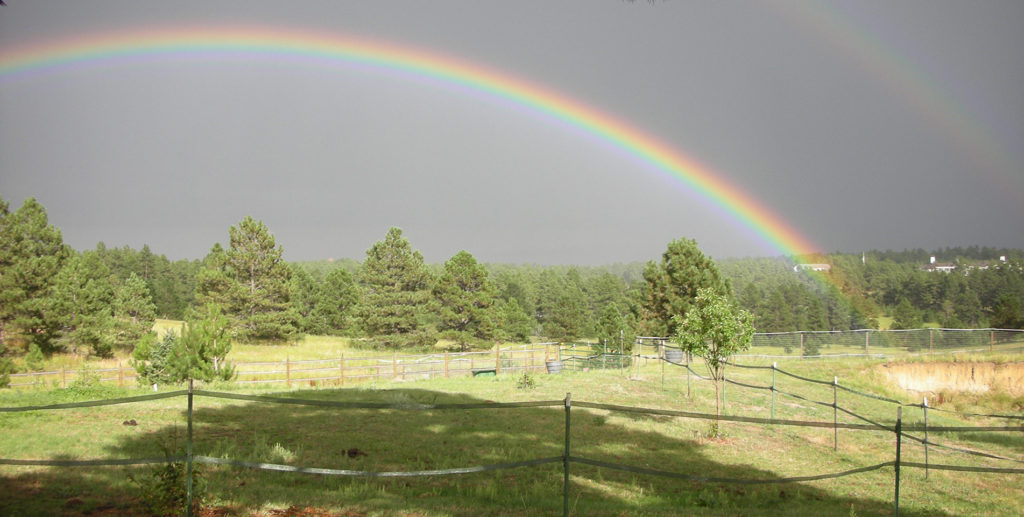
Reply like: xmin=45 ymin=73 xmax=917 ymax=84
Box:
xmin=6 ymin=328 xmax=1021 ymax=390
xmin=641 ymin=338 xmax=1024 ymax=483
xmin=1 ymin=386 xmax=1021 ymax=516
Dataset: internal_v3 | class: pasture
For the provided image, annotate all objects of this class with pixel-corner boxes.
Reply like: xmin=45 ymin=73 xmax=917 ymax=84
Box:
xmin=2 ymin=338 xmax=1022 ymax=516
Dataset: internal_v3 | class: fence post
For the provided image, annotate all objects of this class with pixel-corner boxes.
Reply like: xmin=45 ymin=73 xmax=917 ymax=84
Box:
xmin=894 ymin=406 xmax=902 ymax=517
xmin=929 ymin=330 xmax=934 ymax=354
xmin=770 ymin=362 xmax=776 ymax=420
xmin=990 ymin=330 xmax=994 ymax=352
xmin=393 ymin=352 xmax=398 ymax=380
xmin=832 ymin=376 xmax=838 ymax=451
xmin=563 ymin=392 xmax=572 ymax=517
xmin=444 ymin=351 xmax=449 ymax=378
xmin=118 ymin=362 xmax=123 ymax=388
xmin=286 ymin=357 xmax=291 ymax=388
xmin=495 ymin=346 xmax=501 ymax=375
xmin=660 ymin=349 xmax=665 ymax=389
xmin=686 ymin=353 xmax=691 ymax=398
xmin=800 ymin=332 xmax=805 ymax=356
xmin=923 ymin=397 xmax=929 ymax=480
xmin=186 ymin=378 xmax=195 ymax=517
xmin=865 ymin=331 xmax=870 ymax=358
xmin=61 ymin=367 xmax=66 ymax=389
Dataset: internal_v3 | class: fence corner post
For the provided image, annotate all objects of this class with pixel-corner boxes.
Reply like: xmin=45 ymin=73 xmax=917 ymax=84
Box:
xmin=563 ymin=392 xmax=572 ymax=517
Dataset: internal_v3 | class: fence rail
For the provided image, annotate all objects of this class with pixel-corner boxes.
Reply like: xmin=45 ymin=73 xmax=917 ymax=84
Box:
xmin=2 ymin=384 xmax=1021 ymax=516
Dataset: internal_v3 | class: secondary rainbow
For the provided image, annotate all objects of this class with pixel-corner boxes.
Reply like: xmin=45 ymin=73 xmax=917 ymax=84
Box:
xmin=0 ymin=26 xmax=822 ymax=257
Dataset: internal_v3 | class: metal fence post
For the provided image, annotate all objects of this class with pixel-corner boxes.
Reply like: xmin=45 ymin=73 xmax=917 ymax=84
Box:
xmin=770 ymin=362 xmax=776 ymax=420
xmin=833 ymin=377 xmax=838 ymax=451
xmin=186 ymin=378 xmax=194 ymax=517
xmin=894 ymin=406 xmax=902 ymax=517
xmin=563 ymin=392 xmax=572 ymax=517
xmin=923 ymin=397 xmax=929 ymax=479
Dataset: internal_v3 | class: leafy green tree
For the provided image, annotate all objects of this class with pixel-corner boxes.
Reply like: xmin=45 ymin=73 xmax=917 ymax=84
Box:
xmin=48 ymin=252 xmax=115 ymax=357
xmin=112 ymin=273 xmax=157 ymax=350
xmin=196 ymin=217 xmax=298 ymax=342
xmin=434 ymin=251 xmax=497 ymax=350
xmin=638 ymin=238 xmax=728 ymax=336
xmin=675 ymin=288 xmax=754 ymax=422
xmin=311 ymin=267 xmax=360 ymax=336
xmin=0 ymin=197 xmax=69 ymax=353
xmin=358 ymin=227 xmax=435 ymax=348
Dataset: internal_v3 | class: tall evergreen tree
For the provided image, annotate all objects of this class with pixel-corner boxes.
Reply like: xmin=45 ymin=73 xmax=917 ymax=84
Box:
xmin=637 ymin=238 xmax=728 ymax=336
xmin=195 ymin=217 xmax=297 ymax=342
xmin=112 ymin=273 xmax=157 ymax=349
xmin=49 ymin=251 xmax=116 ymax=357
xmin=434 ymin=250 xmax=496 ymax=350
xmin=311 ymin=267 xmax=360 ymax=336
xmin=0 ymin=198 xmax=69 ymax=353
xmin=493 ymin=298 xmax=533 ymax=343
xmin=358 ymin=227 xmax=434 ymax=348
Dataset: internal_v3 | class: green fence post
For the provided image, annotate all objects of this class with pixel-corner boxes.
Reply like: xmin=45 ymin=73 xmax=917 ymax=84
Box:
xmin=186 ymin=378 xmax=194 ymax=517
xmin=563 ymin=392 xmax=572 ymax=517
xmin=770 ymin=362 xmax=776 ymax=420
xmin=894 ymin=406 xmax=902 ymax=517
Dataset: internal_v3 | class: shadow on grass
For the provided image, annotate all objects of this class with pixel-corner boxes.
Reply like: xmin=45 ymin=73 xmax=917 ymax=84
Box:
xmin=1 ymin=387 xmax=956 ymax=516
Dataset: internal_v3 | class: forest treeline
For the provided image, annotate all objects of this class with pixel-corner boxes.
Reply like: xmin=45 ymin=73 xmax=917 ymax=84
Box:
xmin=1 ymin=197 xmax=1022 ymax=367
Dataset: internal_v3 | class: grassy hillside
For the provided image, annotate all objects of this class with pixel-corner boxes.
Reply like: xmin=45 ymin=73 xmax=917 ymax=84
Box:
xmin=2 ymin=348 xmax=1022 ymax=516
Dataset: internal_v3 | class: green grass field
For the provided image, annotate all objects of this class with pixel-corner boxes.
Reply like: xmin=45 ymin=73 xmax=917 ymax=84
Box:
xmin=2 ymin=339 xmax=1022 ymax=516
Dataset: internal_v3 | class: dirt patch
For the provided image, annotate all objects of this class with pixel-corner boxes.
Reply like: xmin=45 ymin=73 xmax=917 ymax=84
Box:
xmin=879 ymin=361 xmax=1024 ymax=396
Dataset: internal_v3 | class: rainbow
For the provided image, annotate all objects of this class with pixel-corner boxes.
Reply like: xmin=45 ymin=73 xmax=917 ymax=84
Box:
xmin=0 ymin=25 xmax=822 ymax=257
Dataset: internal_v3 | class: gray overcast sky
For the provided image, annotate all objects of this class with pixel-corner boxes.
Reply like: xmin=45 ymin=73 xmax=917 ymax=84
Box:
xmin=1 ymin=1 xmax=1022 ymax=264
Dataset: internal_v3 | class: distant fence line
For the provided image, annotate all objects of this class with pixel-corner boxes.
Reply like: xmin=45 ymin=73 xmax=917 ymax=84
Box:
xmin=7 ymin=343 xmax=563 ymax=390
xmin=748 ymin=328 xmax=1024 ymax=356
xmin=2 ymin=383 xmax=1022 ymax=516
xmin=6 ymin=328 xmax=1023 ymax=390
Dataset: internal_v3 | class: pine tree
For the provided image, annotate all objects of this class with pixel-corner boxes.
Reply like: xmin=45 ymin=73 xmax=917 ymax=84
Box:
xmin=196 ymin=217 xmax=298 ymax=342
xmin=358 ymin=227 xmax=434 ymax=348
xmin=311 ymin=267 xmax=360 ymax=336
xmin=112 ymin=273 xmax=157 ymax=349
xmin=434 ymin=250 xmax=496 ymax=350
xmin=0 ymin=197 xmax=69 ymax=353
xmin=595 ymin=302 xmax=636 ymax=355
xmin=494 ymin=298 xmax=534 ymax=343
xmin=48 ymin=251 xmax=116 ymax=357
xmin=637 ymin=237 xmax=728 ymax=337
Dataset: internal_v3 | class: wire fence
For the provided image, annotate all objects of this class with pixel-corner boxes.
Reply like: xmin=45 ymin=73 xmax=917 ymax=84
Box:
xmin=6 ymin=328 xmax=1021 ymax=390
xmin=5 ymin=343 xmax=562 ymax=389
xmin=1 ymin=382 xmax=1021 ymax=516
xmin=746 ymin=328 xmax=1024 ymax=357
